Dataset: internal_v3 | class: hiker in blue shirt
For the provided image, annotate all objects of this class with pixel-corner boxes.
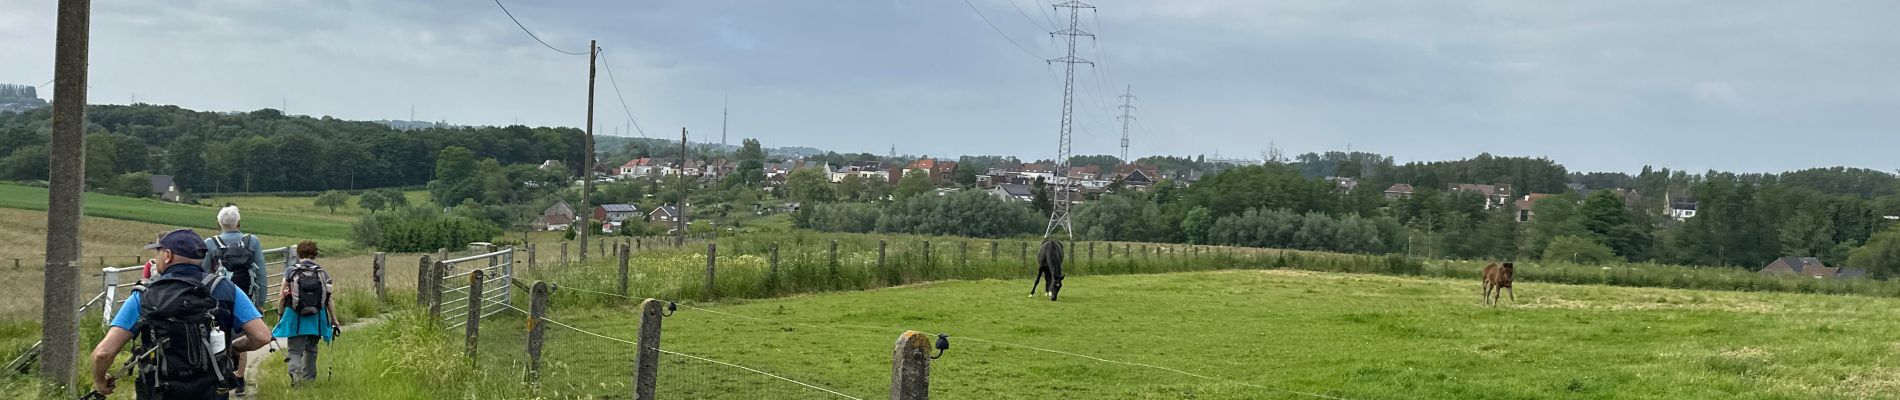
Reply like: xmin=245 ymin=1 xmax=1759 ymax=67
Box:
xmin=89 ymin=229 xmax=271 ymax=399
xmin=273 ymin=240 xmax=340 ymax=385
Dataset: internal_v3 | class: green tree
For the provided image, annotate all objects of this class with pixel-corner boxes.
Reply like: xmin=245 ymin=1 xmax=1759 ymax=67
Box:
xmin=1849 ymin=227 xmax=1900 ymax=279
xmin=358 ymin=190 xmax=388 ymax=214
xmin=1543 ymin=235 xmax=1618 ymax=264
xmin=1181 ymin=206 xmax=1214 ymax=244
xmin=1577 ymin=190 xmax=1650 ymax=260
xmin=733 ymin=138 xmax=767 ymax=186
xmin=894 ymin=170 xmax=933 ymax=200
xmin=785 ymin=167 xmax=834 ymax=204
xmin=315 ymin=190 xmax=350 ymax=213
xmin=837 ymin=174 xmax=864 ymax=201
xmin=1 ymin=145 xmax=48 ymax=180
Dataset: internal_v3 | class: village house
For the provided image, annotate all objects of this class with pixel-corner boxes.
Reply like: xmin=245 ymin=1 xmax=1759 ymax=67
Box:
xmin=618 ymin=158 xmax=670 ymax=178
xmin=903 ymin=157 xmax=960 ymax=186
xmin=148 ymin=175 xmax=183 ymax=202
xmin=649 ymin=204 xmax=688 ymax=232
xmin=1112 ymin=164 xmax=1160 ymax=190
xmin=1449 ymin=183 xmax=1516 ymax=210
xmin=1513 ymin=193 xmax=1556 ymax=223
xmin=1759 ymin=256 xmax=1866 ymax=279
xmin=990 ymin=184 xmax=1034 ymax=203
xmin=1067 ymin=165 xmax=1102 ymax=181
xmin=532 ymin=200 xmax=577 ymax=231
xmin=1383 ymin=184 xmax=1415 ymax=200
xmin=593 ymin=204 xmax=642 ymax=233
xmin=1325 ymin=176 xmax=1358 ymax=192
xmin=1663 ymin=191 xmax=1698 ymax=221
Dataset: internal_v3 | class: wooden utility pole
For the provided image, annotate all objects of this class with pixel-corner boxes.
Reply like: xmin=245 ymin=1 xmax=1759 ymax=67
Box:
xmin=578 ymin=39 xmax=598 ymax=262
xmin=676 ymin=128 xmax=688 ymax=246
xmin=42 ymin=0 xmax=90 ymax=392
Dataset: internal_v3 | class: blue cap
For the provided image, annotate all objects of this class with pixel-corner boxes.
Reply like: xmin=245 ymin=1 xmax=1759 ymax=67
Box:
xmin=143 ymin=229 xmax=207 ymax=260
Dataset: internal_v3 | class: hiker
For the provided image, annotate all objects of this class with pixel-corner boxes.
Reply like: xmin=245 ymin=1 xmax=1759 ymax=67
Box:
xmin=204 ymin=205 xmax=266 ymax=393
xmin=273 ymin=240 xmax=340 ymax=385
xmin=205 ymin=206 xmax=268 ymax=305
xmin=89 ymin=229 xmax=271 ymax=399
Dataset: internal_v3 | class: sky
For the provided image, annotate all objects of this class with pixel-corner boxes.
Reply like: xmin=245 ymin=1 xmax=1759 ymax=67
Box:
xmin=2 ymin=0 xmax=1897 ymax=174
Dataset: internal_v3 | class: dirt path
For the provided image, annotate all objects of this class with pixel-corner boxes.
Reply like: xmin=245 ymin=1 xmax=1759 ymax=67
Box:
xmin=234 ymin=316 xmax=384 ymax=398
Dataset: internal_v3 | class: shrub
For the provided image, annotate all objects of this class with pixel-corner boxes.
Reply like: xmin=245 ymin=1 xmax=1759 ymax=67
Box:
xmin=351 ymin=206 xmax=500 ymax=252
xmin=1543 ymin=235 xmax=1618 ymax=264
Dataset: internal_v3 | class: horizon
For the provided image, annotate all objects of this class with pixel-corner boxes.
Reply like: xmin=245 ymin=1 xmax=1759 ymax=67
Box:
xmin=3 ymin=1 xmax=1896 ymax=175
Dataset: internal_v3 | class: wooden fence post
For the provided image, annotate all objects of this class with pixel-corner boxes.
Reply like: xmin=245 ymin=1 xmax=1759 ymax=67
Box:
xmin=769 ymin=243 xmax=781 ymax=291
xmin=1088 ymin=242 xmax=1094 ymax=261
xmin=1068 ymin=241 xmax=1076 ymax=266
xmin=959 ymin=241 xmax=967 ymax=271
xmin=416 ymin=255 xmax=433 ymax=307
xmin=526 ymin=281 xmax=549 ymax=387
xmin=465 ymin=269 xmax=484 ymax=364
xmin=618 ymin=243 xmax=631 ymax=297
xmin=989 ymin=241 xmax=998 ymax=262
xmin=828 ymin=240 xmax=839 ymax=270
xmin=527 ymin=243 xmax=537 ymax=271
xmin=372 ymin=252 xmax=387 ymax=304
xmin=923 ymin=241 xmax=932 ymax=270
xmin=560 ymin=242 xmax=569 ymax=266
xmin=891 ymin=330 xmax=933 ymax=400
xmin=878 ymin=240 xmax=888 ymax=283
xmin=1020 ymin=242 xmax=1028 ymax=266
xmin=704 ymin=243 xmax=718 ymax=299
xmin=633 ymin=299 xmax=665 ymax=400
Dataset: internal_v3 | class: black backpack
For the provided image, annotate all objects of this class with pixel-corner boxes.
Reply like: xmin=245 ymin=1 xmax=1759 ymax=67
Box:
xmin=286 ymin=261 xmax=330 ymax=316
xmin=209 ymin=235 xmax=256 ymax=275
xmin=131 ymin=273 xmax=240 ymax=398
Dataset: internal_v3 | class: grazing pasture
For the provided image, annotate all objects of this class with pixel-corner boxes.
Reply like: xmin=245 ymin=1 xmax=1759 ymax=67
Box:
xmin=0 ymin=183 xmax=356 ymax=244
xmin=255 ymin=269 xmax=1900 ymax=399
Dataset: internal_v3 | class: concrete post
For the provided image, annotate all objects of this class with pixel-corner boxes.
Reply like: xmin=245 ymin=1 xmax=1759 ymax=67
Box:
xmin=372 ymin=252 xmax=387 ymax=303
xmin=417 ymin=255 xmax=433 ymax=307
xmin=439 ymin=248 xmax=449 ymax=264
xmin=429 ymin=261 xmax=447 ymax=324
xmin=526 ymin=281 xmax=549 ymax=386
xmin=618 ymin=243 xmax=631 ymax=297
xmin=633 ymin=299 xmax=665 ymax=400
xmin=704 ymin=243 xmax=717 ymax=299
xmin=560 ymin=242 xmax=570 ymax=266
xmin=465 ymin=269 xmax=484 ymax=364
xmin=891 ymin=331 xmax=933 ymax=400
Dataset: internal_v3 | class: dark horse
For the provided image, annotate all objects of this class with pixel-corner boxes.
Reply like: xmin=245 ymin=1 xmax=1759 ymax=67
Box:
xmin=1030 ymin=240 xmax=1065 ymax=301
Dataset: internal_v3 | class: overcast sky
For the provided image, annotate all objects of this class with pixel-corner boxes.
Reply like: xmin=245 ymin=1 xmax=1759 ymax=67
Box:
xmin=2 ymin=0 xmax=1896 ymax=174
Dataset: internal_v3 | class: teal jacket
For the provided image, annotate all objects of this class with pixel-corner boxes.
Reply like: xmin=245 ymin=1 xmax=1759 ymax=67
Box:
xmin=271 ymin=260 xmax=336 ymax=341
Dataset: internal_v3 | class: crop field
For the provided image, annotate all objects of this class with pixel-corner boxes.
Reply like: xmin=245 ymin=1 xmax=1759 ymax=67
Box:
xmin=249 ymin=269 xmax=1900 ymax=399
xmin=0 ymin=184 xmax=356 ymax=244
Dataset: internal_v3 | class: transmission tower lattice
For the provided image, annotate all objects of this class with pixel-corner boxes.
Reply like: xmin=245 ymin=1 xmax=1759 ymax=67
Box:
xmin=1117 ymin=85 xmax=1135 ymax=162
xmin=1045 ymin=0 xmax=1094 ymax=239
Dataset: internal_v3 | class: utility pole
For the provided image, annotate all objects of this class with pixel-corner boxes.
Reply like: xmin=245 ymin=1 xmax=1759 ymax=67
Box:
xmin=43 ymin=0 xmax=90 ymax=394
xmin=677 ymin=128 xmax=688 ymax=246
xmin=1117 ymin=85 xmax=1135 ymax=163
xmin=1044 ymin=0 xmax=1094 ymax=239
xmin=578 ymin=40 xmax=597 ymax=262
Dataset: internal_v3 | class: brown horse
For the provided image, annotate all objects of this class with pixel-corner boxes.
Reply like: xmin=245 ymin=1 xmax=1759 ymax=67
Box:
xmin=1481 ymin=262 xmax=1515 ymax=306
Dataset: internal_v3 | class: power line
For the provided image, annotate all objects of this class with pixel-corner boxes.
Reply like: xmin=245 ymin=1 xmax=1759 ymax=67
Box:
xmin=1004 ymin=0 xmax=1054 ymax=31
xmin=492 ymin=0 xmax=590 ymax=56
xmin=598 ymin=51 xmax=649 ymax=138
xmin=962 ymin=0 xmax=1044 ymax=61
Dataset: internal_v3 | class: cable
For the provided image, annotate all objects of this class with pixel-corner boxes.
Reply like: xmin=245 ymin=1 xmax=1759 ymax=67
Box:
xmin=543 ymin=316 xmax=638 ymax=346
xmin=1005 ymin=0 xmax=1055 ymax=31
xmin=658 ymin=348 xmax=866 ymax=400
xmin=597 ymin=52 xmax=650 ymax=138
xmin=961 ymin=0 xmax=1044 ymax=61
xmin=492 ymin=0 xmax=590 ymax=56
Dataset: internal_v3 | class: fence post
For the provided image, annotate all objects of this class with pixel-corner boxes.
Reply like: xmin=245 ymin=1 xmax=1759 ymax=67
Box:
xmin=877 ymin=240 xmax=887 ymax=280
xmin=526 ymin=281 xmax=549 ymax=387
xmin=1020 ymin=242 xmax=1028 ymax=266
xmin=439 ymin=248 xmax=449 ymax=264
xmin=990 ymin=241 xmax=998 ymax=262
xmin=633 ymin=299 xmax=665 ymax=400
xmin=502 ymin=248 xmax=516 ymax=305
xmin=101 ymin=267 xmax=118 ymax=322
xmin=372 ymin=252 xmax=387 ymax=303
xmin=769 ymin=243 xmax=781 ymax=292
xmin=1088 ymin=242 xmax=1095 ymax=261
xmin=429 ymin=261 xmax=447 ymax=323
xmin=636 ymin=237 xmax=642 ymax=251
xmin=959 ymin=241 xmax=968 ymax=271
xmin=598 ymin=238 xmax=605 ymax=258
xmin=561 ymin=242 xmax=570 ymax=266
xmin=417 ymin=255 xmax=433 ymax=307
xmin=1068 ymin=241 xmax=1076 ymax=266
xmin=97 ymin=256 xmax=104 ymax=268
xmin=923 ymin=241 xmax=932 ymax=270
xmin=704 ymin=243 xmax=718 ymax=299
xmin=618 ymin=243 xmax=631 ymax=297
xmin=891 ymin=330 xmax=933 ymax=400
xmin=527 ymin=243 xmax=537 ymax=271
xmin=465 ymin=269 xmax=483 ymax=364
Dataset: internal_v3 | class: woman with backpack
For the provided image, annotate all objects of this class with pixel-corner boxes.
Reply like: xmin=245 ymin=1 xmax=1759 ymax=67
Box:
xmin=272 ymin=240 xmax=340 ymax=385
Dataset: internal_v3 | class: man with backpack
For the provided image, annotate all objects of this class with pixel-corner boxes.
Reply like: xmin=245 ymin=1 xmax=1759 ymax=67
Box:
xmin=205 ymin=205 xmax=267 ymax=393
xmin=272 ymin=241 xmax=340 ymax=385
xmin=89 ymin=229 xmax=271 ymax=399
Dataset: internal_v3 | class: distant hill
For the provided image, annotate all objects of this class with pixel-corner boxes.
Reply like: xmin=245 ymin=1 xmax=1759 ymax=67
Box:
xmin=0 ymin=84 xmax=47 ymax=114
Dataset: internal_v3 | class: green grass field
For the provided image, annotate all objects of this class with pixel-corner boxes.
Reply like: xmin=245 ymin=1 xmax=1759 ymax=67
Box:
xmin=250 ymin=269 xmax=1900 ymax=400
xmin=201 ymin=191 xmax=431 ymax=223
xmin=0 ymin=184 xmax=356 ymax=243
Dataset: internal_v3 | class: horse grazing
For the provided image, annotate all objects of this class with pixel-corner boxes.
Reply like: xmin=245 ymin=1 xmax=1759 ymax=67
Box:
xmin=1481 ymin=262 xmax=1515 ymax=306
xmin=1030 ymin=240 xmax=1065 ymax=301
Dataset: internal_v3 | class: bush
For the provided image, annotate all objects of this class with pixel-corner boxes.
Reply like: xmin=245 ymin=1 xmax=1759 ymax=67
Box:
xmin=1206 ymin=208 xmax=1404 ymax=255
xmin=351 ymin=206 xmax=500 ymax=252
xmin=1543 ymin=235 xmax=1618 ymax=264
